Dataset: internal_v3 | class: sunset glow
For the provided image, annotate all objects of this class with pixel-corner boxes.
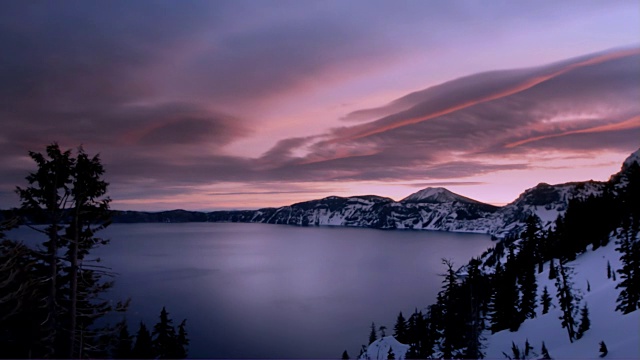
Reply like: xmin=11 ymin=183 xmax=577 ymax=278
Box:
xmin=0 ymin=0 xmax=638 ymax=211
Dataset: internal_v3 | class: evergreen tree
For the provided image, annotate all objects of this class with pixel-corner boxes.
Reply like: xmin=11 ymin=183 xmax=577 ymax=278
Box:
xmin=606 ymin=261 xmax=612 ymax=279
xmin=614 ymin=219 xmax=640 ymax=314
xmin=152 ymin=307 xmax=178 ymax=358
xmin=113 ymin=320 xmax=133 ymax=359
xmin=131 ymin=322 xmax=153 ymax=359
xmin=554 ymin=260 xmax=580 ymax=342
xmin=9 ymin=144 xmax=124 ymax=357
xmin=0 ymin=235 xmax=45 ymax=358
xmin=461 ymin=257 xmax=486 ymax=360
xmin=541 ymin=341 xmax=551 ymax=359
xmin=587 ymin=280 xmax=591 ymax=292
xmin=488 ymin=254 xmax=521 ymax=333
xmin=342 ymin=349 xmax=350 ymax=359
xmin=599 ymin=341 xmax=608 ymax=357
xmin=541 ymin=286 xmax=552 ymax=315
xmin=393 ymin=312 xmax=407 ymax=343
xmin=576 ymin=304 xmax=590 ymax=339
xmin=438 ymin=259 xmax=465 ymax=358
xmin=523 ymin=338 xmax=533 ymax=358
xmin=548 ymin=258 xmax=557 ymax=280
xmin=175 ymin=319 xmax=189 ymax=358
xmin=368 ymin=322 xmax=377 ymax=345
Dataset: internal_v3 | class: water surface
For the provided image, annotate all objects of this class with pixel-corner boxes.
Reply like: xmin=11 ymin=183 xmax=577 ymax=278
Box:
xmin=9 ymin=223 xmax=493 ymax=358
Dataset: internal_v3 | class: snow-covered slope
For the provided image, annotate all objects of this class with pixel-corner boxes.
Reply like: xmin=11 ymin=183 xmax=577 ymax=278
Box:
xmin=359 ymin=336 xmax=410 ymax=360
xmin=622 ymin=148 xmax=640 ymax=170
xmin=484 ymin=234 xmax=640 ymax=359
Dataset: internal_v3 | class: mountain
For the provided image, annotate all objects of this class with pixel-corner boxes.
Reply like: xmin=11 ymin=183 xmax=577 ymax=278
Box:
xmin=204 ymin=190 xmax=502 ymax=234
xmin=400 ymin=187 xmax=484 ymax=204
xmin=107 ymin=148 xmax=640 ymax=238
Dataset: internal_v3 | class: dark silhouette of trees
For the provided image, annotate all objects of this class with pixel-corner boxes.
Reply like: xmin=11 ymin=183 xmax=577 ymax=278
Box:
xmin=368 ymin=322 xmax=377 ymax=344
xmin=393 ymin=312 xmax=407 ymax=343
xmin=113 ymin=320 xmax=133 ymax=358
xmin=132 ymin=322 xmax=153 ymax=359
xmin=541 ymin=286 xmax=552 ymax=315
xmin=599 ymin=341 xmax=608 ymax=357
xmin=1 ymin=143 xmax=126 ymax=357
xmin=576 ymin=304 xmax=590 ymax=339
xmin=615 ymin=218 xmax=640 ymax=314
xmin=540 ymin=341 xmax=551 ymax=359
xmin=555 ymin=260 xmax=580 ymax=343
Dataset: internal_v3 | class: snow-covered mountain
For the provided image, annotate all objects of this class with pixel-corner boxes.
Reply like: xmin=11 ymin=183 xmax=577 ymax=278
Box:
xmin=209 ymin=189 xmax=501 ymax=233
xmin=206 ymin=148 xmax=640 ymax=238
xmin=400 ymin=187 xmax=482 ymax=204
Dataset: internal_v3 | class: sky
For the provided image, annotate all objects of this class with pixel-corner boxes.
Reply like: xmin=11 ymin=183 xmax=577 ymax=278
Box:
xmin=0 ymin=0 xmax=638 ymax=211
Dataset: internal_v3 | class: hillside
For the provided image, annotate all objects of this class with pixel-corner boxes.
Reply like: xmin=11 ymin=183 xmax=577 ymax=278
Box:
xmin=484 ymin=235 xmax=639 ymax=359
xmin=356 ymin=149 xmax=639 ymax=359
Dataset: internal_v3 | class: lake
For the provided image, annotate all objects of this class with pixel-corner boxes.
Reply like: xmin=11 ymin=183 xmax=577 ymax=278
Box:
xmin=8 ymin=223 xmax=493 ymax=358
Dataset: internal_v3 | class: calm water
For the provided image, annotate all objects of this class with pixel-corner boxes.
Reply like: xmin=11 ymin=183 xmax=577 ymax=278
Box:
xmin=9 ymin=223 xmax=493 ymax=358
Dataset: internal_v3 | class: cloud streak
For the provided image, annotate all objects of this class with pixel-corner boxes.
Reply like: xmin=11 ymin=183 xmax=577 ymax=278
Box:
xmin=0 ymin=1 xmax=638 ymax=209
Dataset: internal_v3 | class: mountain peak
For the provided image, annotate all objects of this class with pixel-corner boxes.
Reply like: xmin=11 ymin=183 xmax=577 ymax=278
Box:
xmin=622 ymin=148 xmax=640 ymax=169
xmin=401 ymin=187 xmax=480 ymax=204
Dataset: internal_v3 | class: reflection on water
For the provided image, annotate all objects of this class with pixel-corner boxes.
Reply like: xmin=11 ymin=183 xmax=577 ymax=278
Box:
xmin=8 ymin=223 xmax=493 ymax=358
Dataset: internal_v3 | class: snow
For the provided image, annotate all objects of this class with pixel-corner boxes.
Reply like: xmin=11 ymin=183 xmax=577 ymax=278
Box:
xmin=484 ymin=237 xmax=640 ymax=359
xmin=622 ymin=148 xmax=640 ymax=169
xmin=359 ymin=336 xmax=410 ymax=360
xmin=401 ymin=187 xmax=478 ymax=204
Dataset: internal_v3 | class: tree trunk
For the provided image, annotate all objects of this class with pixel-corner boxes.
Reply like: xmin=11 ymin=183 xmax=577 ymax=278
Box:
xmin=69 ymin=205 xmax=79 ymax=358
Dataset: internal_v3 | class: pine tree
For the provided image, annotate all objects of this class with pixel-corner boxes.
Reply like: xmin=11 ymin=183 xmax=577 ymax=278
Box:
xmin=152 ymin=307 xmax=178 ymax=359
xmin=489 ymin=254 xmax=521 ymax=333
xmin=132 ymin=322 xmax=153 ymax=359
xmin=438 ymin=259 xmax=465 ymax=358
xmin=509 ymin=341 xmax=521 ymax=360
xmin=175 ymin=319 xmax=189 ymax=358
xmin=12 ymin=144 xmax=125 ymax=357
xmin=541 ymin=286 xmax=552 ymax=314
xmin=549 ymin=258 xmax=557 ymax=280
xmin=614 ymin=220 xmax=640 ymax=314
xmin=540 ymin=341 xmax=551 ymax=359
xmin=369 ymin=322 xmax=377 ymax=345
xmin=576 ymin=304 xmax=590 ymax=339
xmin=554 ymin=260 xmax=580 ymax=343
xmin=587 ymin=280 xmax=591 ymax=292
xmin=599 ymin=341 xmax=608 ymax=357
xmin=606 ymin=260 xmax=612 ymax=279
xmin=393 ymin=312 xmax=407 ymax=343
xmin=0 ymin=235 xmax=44 ymax=358
xmin=524 ymin=338 xmax=533 ymax=358
xmin=113 ymin=320 xmax=133 ymax=359
xmin=342 ymin=349 xmax=350 ymax=359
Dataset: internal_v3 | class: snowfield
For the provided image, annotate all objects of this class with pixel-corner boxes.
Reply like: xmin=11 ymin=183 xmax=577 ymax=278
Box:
xmin=484 ymin=239 xmax=640 ymax=359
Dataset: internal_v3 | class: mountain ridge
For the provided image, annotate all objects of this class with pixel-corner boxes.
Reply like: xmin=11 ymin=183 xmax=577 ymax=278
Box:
xmin=22 ymin=148 xmax=634 ymax=238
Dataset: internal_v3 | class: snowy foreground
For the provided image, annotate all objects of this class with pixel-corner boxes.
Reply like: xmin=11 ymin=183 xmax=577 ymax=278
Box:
xmin=484 ymin=242 xmax=639 ymax=359
xmin=361 ymin=242 xmax=639 ymax=359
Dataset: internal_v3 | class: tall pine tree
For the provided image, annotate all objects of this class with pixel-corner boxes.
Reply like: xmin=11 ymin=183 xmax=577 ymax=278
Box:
xmin=554 ymin=260 xmax=580 ymax=343
xmin=614 ymin=218 xmax=640 ymax=314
